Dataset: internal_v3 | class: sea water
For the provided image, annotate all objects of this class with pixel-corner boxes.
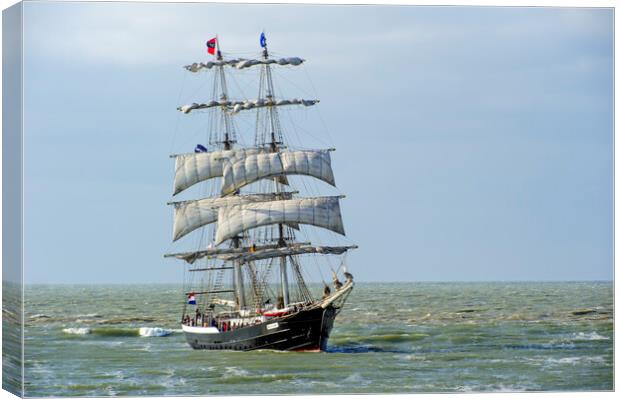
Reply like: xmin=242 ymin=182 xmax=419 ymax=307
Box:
xmin=18 ymin=282 xmax=613 ymax=396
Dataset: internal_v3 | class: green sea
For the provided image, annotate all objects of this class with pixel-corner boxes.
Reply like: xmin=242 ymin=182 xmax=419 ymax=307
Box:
xmin=10 ymin=282 xmax=615 ymax=396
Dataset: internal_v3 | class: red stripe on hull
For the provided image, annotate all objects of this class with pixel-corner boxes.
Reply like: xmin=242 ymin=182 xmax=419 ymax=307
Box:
xmin=292 ymin=346 xmax=321 ymax=352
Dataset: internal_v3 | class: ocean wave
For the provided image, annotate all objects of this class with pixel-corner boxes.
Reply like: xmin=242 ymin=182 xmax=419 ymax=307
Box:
xmin=98 ymin=317 xmax=158 ymax=325
xmin=570 ymin=308 xmax=597 ymax=316
xmin=139 ymin=327 xmax=172 ymax=337
xmin=29 ymin=314 xmax=51 ymax=320
xmin=570 ymin=332 xmax=609 ymax=341
xmin=455 ymin=308 xmax=483 ymax=313
xmin=364 ymin=333 xmax=430 ymax=343
xmin=331 ymin=332 xmax=429 ymax=346
xmin=62 ymin=327 xmax=92 ymax=335
xmin=218 ymin=367 xmax=296 ymax=384
xmin=394 ymin=353 xmax=428 ymax=361
xmin=76 ymin=313 xmax=103 ymax=318
xmin=225 ymin=366 xmax=249 ymax=377
xmin=28 ymin=314 xmax=160 ymax=325
xmin=545 ymin=356 xmax=607 ymax=366
xmin=90 ymin=328 xmax=140 ymax=337
xmin=343 ymin=373 xmax=369 ymax=386
xmin=504 ymin=342 xmax=576 ymax=350
xmin=460 ymin=383 xmax=533 ymax=392
xmin=62 ymin=326 xmax=175 ymax=337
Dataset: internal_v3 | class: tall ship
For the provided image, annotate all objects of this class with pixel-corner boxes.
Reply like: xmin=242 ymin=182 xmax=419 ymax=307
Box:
xmin=165 ymin=33 xmax=357 ymax=351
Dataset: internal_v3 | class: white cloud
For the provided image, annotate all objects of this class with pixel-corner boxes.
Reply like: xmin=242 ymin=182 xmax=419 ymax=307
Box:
xmin=23 ymin=2 xmax=612 ymax=73
xmin=23 ymin=2 xmax=455 ymax=67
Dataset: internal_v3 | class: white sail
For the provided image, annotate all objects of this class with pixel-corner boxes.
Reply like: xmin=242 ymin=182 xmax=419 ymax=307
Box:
xmin=221 ymin=150 xmax=335 ymax=196
xmin=173 ymin=148 xmax=266 ymax=195
xmin=220 ymin=245 xmax=358 ymax=263
xmin=171 ymin=193 xmax=292 ymax=241
xmin=178 ymin=98 xmax=319 ymax=114
xmin=184 ymin=57 xmax=304 ymax=73
xmin=214 ymin=197 xmax=345 ymax=245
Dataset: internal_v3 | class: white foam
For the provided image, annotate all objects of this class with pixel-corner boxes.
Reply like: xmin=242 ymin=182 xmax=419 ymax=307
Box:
xmin=62 ymin=327 xmax=91 ymax=335
xmin=224 ymin=366 xmax=249 ymax=377
xmin=343 ymin=373 xmax=367 ymax=385
xmin=138 ymin=327 xmax=172 ymax=337
xmin=30 ymin=314 xmax=51 ymax=319
xmin=549 ymin=356 xmax=582 ymax=365
xmin=546 ymin=355 xmax=607 ymax=365
xmin=76 ymin=313 xmax=103 ymax=319
xmin=571 ymin=332 xmax=609 ymax=341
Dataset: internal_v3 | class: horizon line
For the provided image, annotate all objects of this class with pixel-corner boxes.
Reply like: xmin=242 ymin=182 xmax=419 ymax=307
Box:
xmin=8 ymin=279 xmax=615 ymax=286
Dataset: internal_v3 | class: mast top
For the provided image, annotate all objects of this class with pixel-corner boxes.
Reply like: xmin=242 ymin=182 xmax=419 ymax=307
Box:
xmin=215 ymin=34 xmax=223 ymax=61
xmin=260 ymin=31 xmax=268 ymax=59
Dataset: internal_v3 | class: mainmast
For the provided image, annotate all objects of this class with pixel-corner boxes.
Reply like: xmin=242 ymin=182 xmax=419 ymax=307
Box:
xmin=216 ymin=36 xmax=235 ymax=151
xmin=261 ymin=33 xmax=290 ymax=307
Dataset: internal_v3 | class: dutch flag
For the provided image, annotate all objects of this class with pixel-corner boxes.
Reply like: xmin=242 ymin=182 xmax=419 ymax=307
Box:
xmin=187 ymin=293 xmax=196 ymax=305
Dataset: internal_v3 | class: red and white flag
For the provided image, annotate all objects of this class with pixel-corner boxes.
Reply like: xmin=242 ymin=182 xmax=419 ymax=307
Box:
xmin=206 ymin=37 xmax=216 ymax=55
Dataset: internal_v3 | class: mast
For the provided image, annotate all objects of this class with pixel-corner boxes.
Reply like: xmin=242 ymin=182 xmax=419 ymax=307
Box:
xmin=232 ymin=236 xmax=246 ymax=309
xmin=215 ymin=36 xmax=246 ymax=310
xmin=216 ymin=36 xmax=234 ymax=151
xmin=262 ymin=33 xmax=290 ymax=307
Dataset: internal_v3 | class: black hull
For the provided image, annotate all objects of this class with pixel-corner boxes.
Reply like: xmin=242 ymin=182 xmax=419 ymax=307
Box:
xmin=184 ymin=305 xmax=337 ymax=351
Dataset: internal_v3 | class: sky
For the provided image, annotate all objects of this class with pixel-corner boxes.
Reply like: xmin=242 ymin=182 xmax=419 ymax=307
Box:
xmin=16 ymin=1 xmax=613 ymax=283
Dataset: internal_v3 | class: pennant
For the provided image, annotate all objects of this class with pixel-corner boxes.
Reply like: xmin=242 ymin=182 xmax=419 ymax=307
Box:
xmin=206 ymin=37 xmax=217 ymax=55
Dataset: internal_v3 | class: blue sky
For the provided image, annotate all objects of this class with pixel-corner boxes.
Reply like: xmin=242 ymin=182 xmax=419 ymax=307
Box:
xmin=20 ymin=2 xmax=612 ymax=283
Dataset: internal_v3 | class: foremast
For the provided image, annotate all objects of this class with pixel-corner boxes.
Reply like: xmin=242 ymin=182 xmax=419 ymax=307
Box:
xmin=214 ymin=37 xmax=246 ymax=310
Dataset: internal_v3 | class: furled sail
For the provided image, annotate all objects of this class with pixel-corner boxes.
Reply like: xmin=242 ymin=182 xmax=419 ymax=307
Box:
xmin=164 ymin=242 xmax=311 ymax=264
xmin=178 ymin=98 xmax=319 ymax=114
xmin=221 ymin=150 xmax=336 ymax=196
xmin=220 ymin=245 xmax=358 ymax=263
xmin=173 ymin=148 xmax=267 ymax=195
xmin=184 ymin=59 xmax=243 ymax=72
xmin=184 ymin=57 xmax=304 ymax=73
xmin=214 ymin=197 xmax=345 ymax=245
xmin=234 ymin=57 xmax=304 ymax=69
xmin=171 ymin=193 xmax=293 ymax=241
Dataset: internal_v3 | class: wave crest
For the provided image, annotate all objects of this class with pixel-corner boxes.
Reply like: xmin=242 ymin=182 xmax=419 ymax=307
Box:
xmin=61 ymin=326 xmax=174 ymax=337
xmin=62 ymin=327 xmax=91 ymax=335
xmin=139 ymin=327 xmax=172 ymax=337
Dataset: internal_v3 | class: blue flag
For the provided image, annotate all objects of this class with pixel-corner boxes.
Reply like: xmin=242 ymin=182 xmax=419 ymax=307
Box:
xmin=194 ymin=144 xmax=207 ymax=153
xmin=260 ymin=32 xmax=267 ymax=48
